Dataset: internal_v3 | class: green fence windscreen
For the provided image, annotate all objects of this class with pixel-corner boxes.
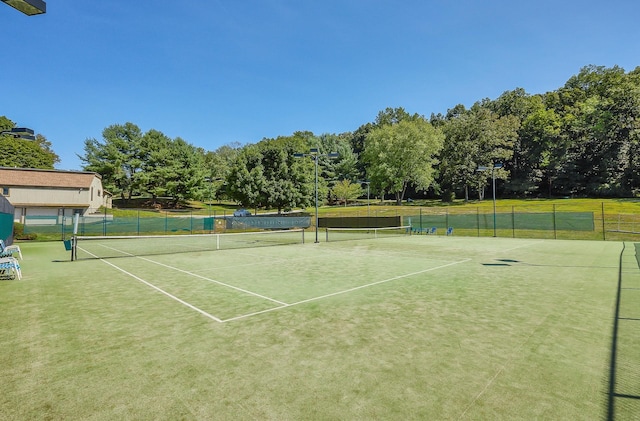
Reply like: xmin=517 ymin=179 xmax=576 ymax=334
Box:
xmin=407 ymin=212 xmax=594 ymax=231
xmin=318 ymin=216 xmax=402 ymax=228
xmin=0 ymin=213 xmax=13 ymax=243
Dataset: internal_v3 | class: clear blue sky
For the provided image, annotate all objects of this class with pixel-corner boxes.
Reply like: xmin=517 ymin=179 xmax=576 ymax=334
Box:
xmin=2 ymin=0 xmax=639 ymax=170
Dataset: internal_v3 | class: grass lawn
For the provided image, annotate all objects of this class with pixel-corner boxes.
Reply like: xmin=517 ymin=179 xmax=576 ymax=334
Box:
xmin=1 ymin=235 xmax=638 ymax=420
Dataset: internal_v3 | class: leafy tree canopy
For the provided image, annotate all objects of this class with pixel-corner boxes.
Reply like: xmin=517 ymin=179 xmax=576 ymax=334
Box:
xmin=364 ymin=118 xmax=444 ymax=205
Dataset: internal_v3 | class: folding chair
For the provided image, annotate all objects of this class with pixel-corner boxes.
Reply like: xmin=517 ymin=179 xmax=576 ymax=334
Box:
xmin=446 ymin=227 xmax=454 ymax=236
xmin=428 ymin=227 xmax=437 ymax=235
xmin=0 ymin=239 xmax=22 ymax=259
xmin=0 ymin=257 xmax=21 ymax=280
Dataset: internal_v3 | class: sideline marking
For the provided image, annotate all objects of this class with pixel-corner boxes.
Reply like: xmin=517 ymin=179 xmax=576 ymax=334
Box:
xmin=457 ymin=312 xmax=551 ymax=420
xmin=80 ymin=248 xmax=223 ymax=323
xmin=138 ymin=256 xmax=288 ymax=306
xmin=78 ymin=244 xmax=288 ymax=306
xmin=80 ymin=246 xmax=469 ymax=324
xmin=501 ymin=240 xmax=543 ymax=253
xmin=222 ymin=258 xmax=471 ymax=322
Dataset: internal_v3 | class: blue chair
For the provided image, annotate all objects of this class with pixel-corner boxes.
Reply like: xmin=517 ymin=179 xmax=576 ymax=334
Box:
xmin=0 ymin=257 xmax=21 ymax=280
xmin=428 ymin=227 xmax=437 ymax=235
xmin=0 ymin=239 xmax=22 ymax=260
xmin=446 ymin=227 xmax=454 ymax=236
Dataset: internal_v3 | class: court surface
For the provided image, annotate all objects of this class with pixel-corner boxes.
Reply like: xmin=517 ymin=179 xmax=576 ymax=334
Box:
xmin=1 ymin=235 xmax=638 ymax=420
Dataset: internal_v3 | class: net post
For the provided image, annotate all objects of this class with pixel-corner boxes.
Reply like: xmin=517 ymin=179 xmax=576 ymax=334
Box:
xmin=71 ymin=235 xmax=77 ymax=261
xmin=301 ymin=228 xmax=305 ymax=244
xmin=71 ymin=212 xmax=80 ymax=261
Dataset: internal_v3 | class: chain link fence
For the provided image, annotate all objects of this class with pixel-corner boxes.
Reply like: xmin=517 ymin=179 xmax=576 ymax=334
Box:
xmin=20 ymin=202 xmax=640 ymax=242
xmin=318 ymin=202 xmax=640 ymax=241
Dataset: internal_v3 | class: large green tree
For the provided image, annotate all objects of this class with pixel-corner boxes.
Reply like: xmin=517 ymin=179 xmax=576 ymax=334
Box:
xmin=317 ymin=133 xmax=358 ymax=182
xmin=438 ymin=104 xmax=518 ymax=200
xmin=80 ymin=122 xmax=143 ymax=201
xmin=163 ymin=138 xmax=207 ymax=206
xmin=203 ymin=142 xmax=241 ymax=200
xmin=81 ymin=123 xmax=207 ymax=205
xmin=363 ymin=118 xmax=443 ymax=205
xmin=552 ymin=65 xmax=640 ymax=196
xmin=226 ymin=134 xmax=312 ymax=212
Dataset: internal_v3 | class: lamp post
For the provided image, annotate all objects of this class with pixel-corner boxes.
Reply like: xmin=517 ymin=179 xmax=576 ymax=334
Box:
xmin=477 ymin=163 xmax=503 ymax=237
xmin=1 ymin=0 xmax=46 ymax=15
xmin=294 ymin=148 xmax=339 ymax=243
xmin=1 ymin=127 xmax=35 ymax=140
xmin=204 ymin=177 xmax=213 ymax=218
xmin=357 ymin=180 xmax=371 ymax=216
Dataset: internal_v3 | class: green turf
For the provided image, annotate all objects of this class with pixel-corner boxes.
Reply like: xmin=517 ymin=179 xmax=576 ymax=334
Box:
xmin=1 ymin=237 xmax=638 ymax=420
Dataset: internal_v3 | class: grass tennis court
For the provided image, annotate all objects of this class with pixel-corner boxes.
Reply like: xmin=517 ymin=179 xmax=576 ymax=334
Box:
xmin=1 ymin=235 xmax=638 ymax=420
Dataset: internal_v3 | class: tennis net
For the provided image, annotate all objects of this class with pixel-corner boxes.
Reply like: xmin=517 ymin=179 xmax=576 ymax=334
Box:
xmin=324 ymin=226 xmax=411 ymax=242
xmin=72 ymin=229 xmax=305 ymax=260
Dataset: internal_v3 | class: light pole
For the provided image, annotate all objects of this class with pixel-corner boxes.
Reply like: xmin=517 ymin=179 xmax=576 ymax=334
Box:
xmin=1 ymin=0 xmax=46 ymax=15
xmin=1 ymin=127 xmax=35 ymax=140
xmin=294 ymin=148 xmax=339 ymax=243
xmin=357 ymin=180 xmax=370 ymax=216
xmin=477 ymin=163 xmax=503 ymax=237
xmin=204 ymin=177 xmax=213 ymax=218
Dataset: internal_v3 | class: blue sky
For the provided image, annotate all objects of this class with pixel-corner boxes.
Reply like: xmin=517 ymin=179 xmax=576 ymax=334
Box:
xmin=2 ymin=0 xmax=639 ymax=170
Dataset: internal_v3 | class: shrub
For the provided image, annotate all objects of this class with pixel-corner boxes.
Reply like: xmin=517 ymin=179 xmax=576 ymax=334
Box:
xmin=13 ymin=223 xmax=37 ymax=240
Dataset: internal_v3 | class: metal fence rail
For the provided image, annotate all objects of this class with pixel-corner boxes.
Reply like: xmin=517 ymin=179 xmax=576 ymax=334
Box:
xmin=24 ymin=210 xmax=218 ymax=239
xmin=19 ymin=202 xmax=640 ymax=242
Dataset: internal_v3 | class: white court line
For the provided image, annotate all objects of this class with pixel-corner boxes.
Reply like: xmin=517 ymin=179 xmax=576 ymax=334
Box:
xmin=222 ymin=258 xmax=471 ymax=323
xmin=137 ymin=256 xmax=288 ymax=306
xmin=456 ymin=311 xmax=552 ymax=420
xmin=78 ymin=244 xmax=287 ymax=306
xmin=80 ymin=245 xmax=469 ymax=324
xmin=188 ymin=253 xmax=293 ymax=274
xmin=79 ymin=247 xmax=223 ymax=323
xmin=501 ymin=240 xmax=543 ymax=253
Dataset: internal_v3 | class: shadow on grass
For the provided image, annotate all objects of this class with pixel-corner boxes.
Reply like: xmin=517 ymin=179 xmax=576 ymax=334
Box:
xmin=606 ymin=243 xmax=640 ymax=420
xmin=482 ymin=258 xmax=617 ymax=269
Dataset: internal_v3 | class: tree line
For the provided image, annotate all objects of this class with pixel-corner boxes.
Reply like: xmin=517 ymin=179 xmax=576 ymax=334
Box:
xmin=3 ymin=65 xmax=639 ymax=210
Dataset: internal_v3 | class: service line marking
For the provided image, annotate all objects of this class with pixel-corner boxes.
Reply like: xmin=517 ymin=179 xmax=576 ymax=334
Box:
xmin=137 ymin=256 xmax=288 ymax=306
xmin=83 ymin=245 xmax=470 ymax=324
xmin=80 ymin=248 xmax=224 ymax=323
xmin=222 ymin=258 xmax=471 ymax=323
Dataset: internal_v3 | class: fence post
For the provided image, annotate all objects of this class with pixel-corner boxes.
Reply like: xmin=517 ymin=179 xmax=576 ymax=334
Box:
xmin=137 ymin=210 xmax=140 ymax=236
xmin=512 ymin=206 xmax=515 ymax=238
xmin=553 ymin=204 xmax=557 ymax=240
xmin=602 ymin=202 xmax=606 ymax=241
xmin=477 ymin=207 xmax=480 ymax=237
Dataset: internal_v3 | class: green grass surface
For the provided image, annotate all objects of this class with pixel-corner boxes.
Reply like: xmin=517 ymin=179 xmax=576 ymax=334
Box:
xmin=1 ymin=236 xmax=638 ymax=420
